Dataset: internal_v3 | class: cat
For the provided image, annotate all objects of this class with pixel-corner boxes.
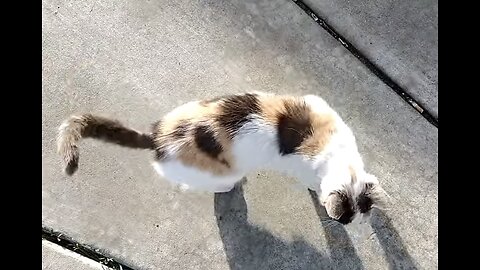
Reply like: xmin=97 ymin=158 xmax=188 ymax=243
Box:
xmin=57 ymin=92 xmax=388 ymax=224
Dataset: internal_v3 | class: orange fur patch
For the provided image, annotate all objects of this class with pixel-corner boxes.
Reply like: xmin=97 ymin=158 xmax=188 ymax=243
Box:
xmin=258 ymin=95 xmax=337 ymax=156
xmin=152 ymin=101 xmax=234 ymax=176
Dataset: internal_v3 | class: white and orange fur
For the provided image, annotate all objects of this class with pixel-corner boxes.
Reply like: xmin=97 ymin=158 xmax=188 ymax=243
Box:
xmin=57 ymin=92 xmax=387 ymax=224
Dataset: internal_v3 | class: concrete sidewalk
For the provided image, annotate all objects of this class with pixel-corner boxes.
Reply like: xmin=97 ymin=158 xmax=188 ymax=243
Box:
xmin=42 ymin=0 xmax=438 ymax=269
xmin=303 ymin=0 xmax=438 ymax=116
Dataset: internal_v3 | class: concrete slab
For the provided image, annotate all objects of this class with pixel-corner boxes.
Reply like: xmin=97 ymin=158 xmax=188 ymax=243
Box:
xmin=42 ymin=240 xmax=108 ymax=270
xmin=43 ymin=0 xmax=437 ymax=269
xmin=302 ymin=0 xmax=438 ymax=116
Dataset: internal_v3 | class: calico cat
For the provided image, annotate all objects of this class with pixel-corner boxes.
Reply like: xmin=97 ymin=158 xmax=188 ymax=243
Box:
xmin=57 ymin=92 xmax=387 ymax=224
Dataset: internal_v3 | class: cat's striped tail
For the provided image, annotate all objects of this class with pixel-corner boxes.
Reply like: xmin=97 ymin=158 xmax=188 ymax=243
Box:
xmin=57 ymin=114 xmax=154 ymax=175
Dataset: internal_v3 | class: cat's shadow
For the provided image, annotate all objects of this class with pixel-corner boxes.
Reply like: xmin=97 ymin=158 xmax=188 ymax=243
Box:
xmin=214 ymin=180 xmax=417 ymax=270
xmin=369 ymin=208 xmax=418 ymax=269
xmin=307 ymin=189 xmax=364 ymax=269
xmin=307 ymin=190 xmax=417 ymax=269
xmin=214 ymin=180 xmax=363 ymax=269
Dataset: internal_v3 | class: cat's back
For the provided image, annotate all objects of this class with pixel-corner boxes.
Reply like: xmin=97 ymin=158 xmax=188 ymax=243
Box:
xmin=152 ymin=92 xmax=343 ymax=174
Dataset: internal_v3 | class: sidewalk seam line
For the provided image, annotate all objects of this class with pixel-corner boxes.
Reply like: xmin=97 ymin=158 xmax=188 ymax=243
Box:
xmin=290 ymin=0 xmax=438 ymax=128
xmin=42 ymin=226 xmax=136 ymax=270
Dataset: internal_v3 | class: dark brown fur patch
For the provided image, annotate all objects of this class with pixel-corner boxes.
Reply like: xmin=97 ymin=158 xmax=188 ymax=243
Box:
xmin=277 ymin=101 xmax=313 ymax=155
xmin=171 ymin=121 xmax=190 ymax=139
xmin=154 ymin=148 xmax=167 ymax=161
xmin=219 ymin=158 xmax=230 ymax=168
xmin=329 ymin=191 xmax=355 ymax=224
xmin=64 ymin=149 xmax=79 ymax=175
xmin=217 ymin=93 xmax=261 ymax=138
xmin=194 ymin=125 xmax=223 ymax=158
xmin=357 ymin=183 xmax=374 ymax=213
xmin=151 ymin=120 xmax=167 ymax=160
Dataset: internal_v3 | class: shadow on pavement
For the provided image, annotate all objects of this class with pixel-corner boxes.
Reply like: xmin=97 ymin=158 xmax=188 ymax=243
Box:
xmin=215 ymin=181 xmax=363 ymax=270
xmin=370 ymin=208 xmax=418 ymax=269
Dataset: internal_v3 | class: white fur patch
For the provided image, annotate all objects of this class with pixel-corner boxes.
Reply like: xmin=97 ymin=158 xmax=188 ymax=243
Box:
xmin=152 ymin=160 xmax=243 ymax=192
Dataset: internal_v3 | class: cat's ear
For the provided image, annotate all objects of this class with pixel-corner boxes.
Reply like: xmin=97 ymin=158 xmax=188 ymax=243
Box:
xmin=324 ymin=191 xmax=355 ymax=224
xmin=324 ymin=192 xmax=345 ymax=219
xmin=366 ymin=182 xmax=391 ymax=211
xmin=357 ymin=173 xmax=390 ymax=212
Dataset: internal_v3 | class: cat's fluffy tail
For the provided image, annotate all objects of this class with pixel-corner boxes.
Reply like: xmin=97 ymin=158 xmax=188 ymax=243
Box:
xmin=57 ymin=114 xmax=154 ymax=175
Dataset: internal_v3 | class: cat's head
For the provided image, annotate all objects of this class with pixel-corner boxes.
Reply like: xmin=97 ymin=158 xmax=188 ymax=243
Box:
xmin=322 ymin=173 xmax=388 ymax=224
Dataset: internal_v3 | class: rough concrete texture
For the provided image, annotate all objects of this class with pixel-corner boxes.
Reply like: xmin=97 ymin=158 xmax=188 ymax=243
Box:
xmin=303 ymin=0 xmax=438 ymax=116
xmin=42 ymin=240 xmax=107 ymax=270
xmin=42 ymin=0 xmax=438 ymax=269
